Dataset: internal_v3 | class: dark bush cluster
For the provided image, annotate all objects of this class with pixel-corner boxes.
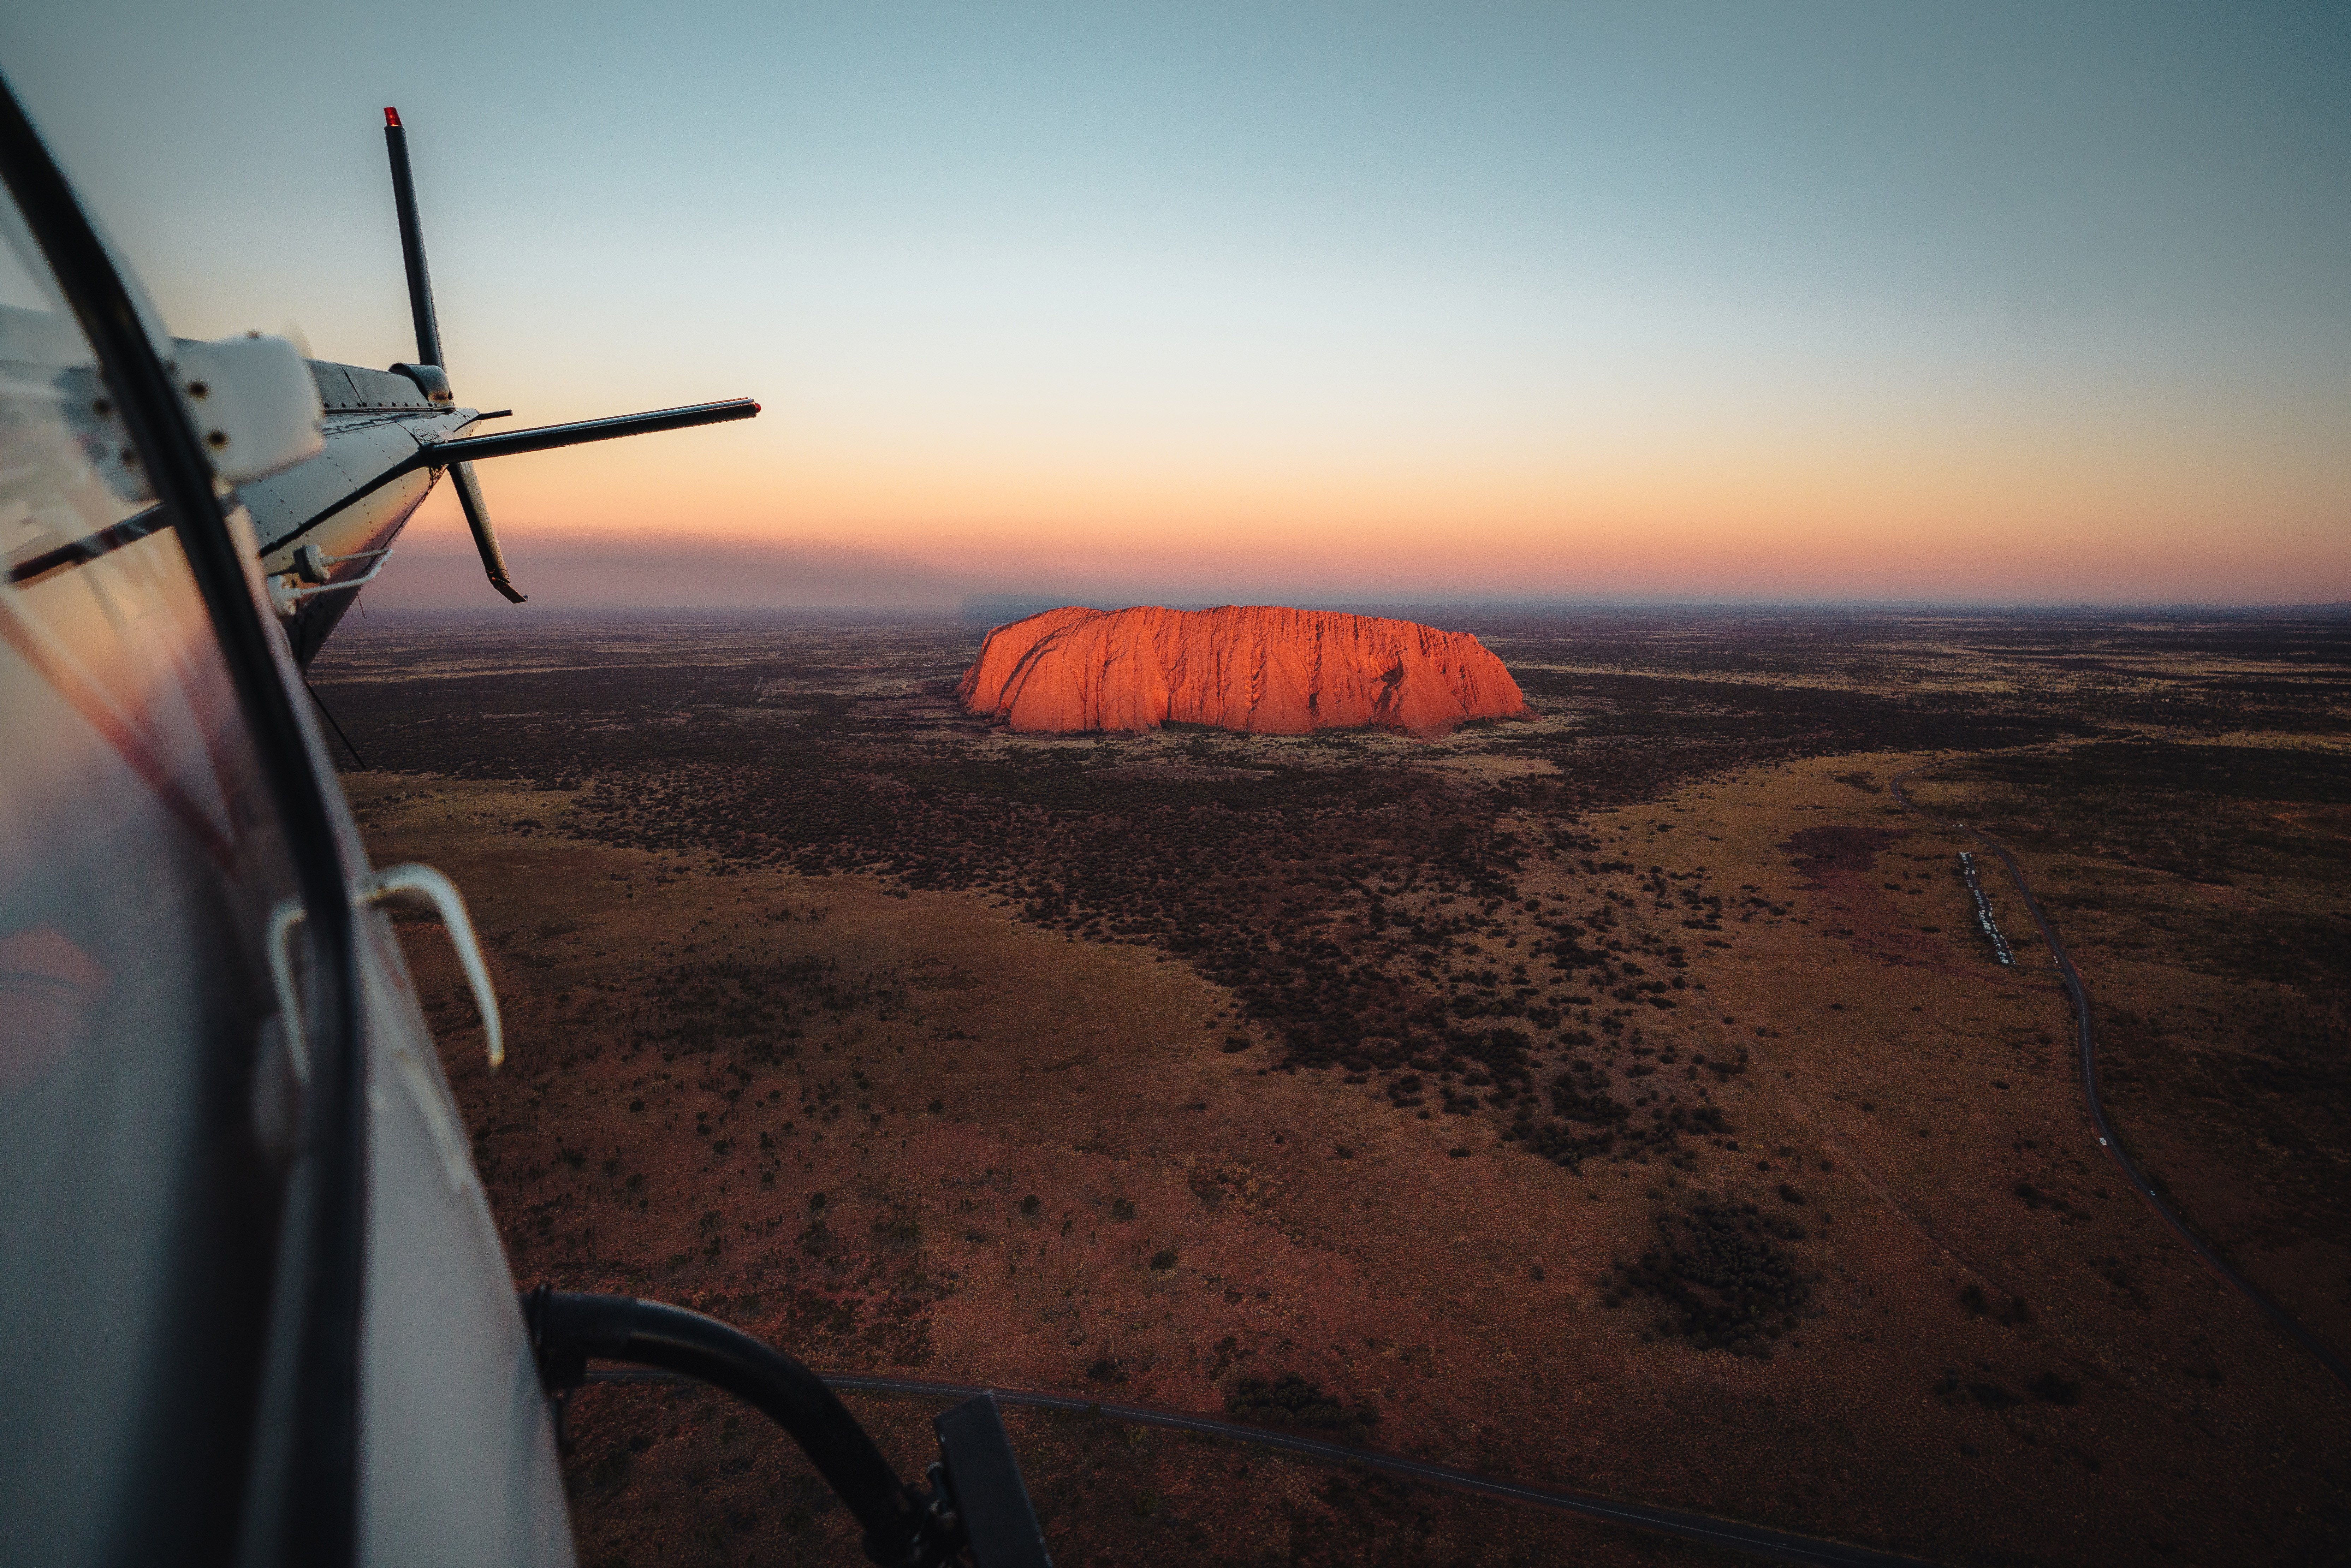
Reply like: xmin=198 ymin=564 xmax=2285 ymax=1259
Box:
xmin=1609 ymin=1202 xmax=1816 ymax=1356
xmin=1935 ymin=1369 xmax=2080 ymax=1408
xmin=1223 ymin=1373 xmax=1379 ymax=1443
xmin=1520 ymin=1073 xmax=1728 ymax=1172
xmin=1959 ymin=1282 xmax=2033 ymax=1325
xmin=315 ymin=623 xmax=1795 ymax=1160
xmin=628 ymin=953 xmax=904 ymax=1065
xmin=326 ymin=611 xmax=2244 ymax=1180
xmin=2027 ymin=1371 xmax=2082 ymax=1406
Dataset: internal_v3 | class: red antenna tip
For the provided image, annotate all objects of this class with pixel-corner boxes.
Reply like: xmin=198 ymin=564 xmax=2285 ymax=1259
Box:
xmin=384 ymin=107 xmax=402 ymax=128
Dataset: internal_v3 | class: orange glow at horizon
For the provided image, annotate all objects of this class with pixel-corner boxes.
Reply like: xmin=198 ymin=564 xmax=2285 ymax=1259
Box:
xmin=392 ymin=382 xmax=2346 ymax=607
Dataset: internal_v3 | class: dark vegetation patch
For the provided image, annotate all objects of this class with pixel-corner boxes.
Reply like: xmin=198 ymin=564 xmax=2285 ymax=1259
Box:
xmin=1946 ymin=740 xmax=2351 ymax=887
xmin=1959 ymin=1282 xmax=2034 ymax=1326
xmin=1603 ymin=1201 xmax=1817 ymax=1357
xmin=2028 ymin=1371 xmax=2083 ymax=1406
xmin=1482 ymin=606 xmax=2351 ymax=736
xmin=319 ymin=610 xmax=2351 ymax=1189
xmin=1779 ymin=824 xmax=1907 ymax=880
xmin=973 ymin=1401 xmax=1620 ymax=1568
xmin=319 ymin=619 xmax=1773 ymax=1153
xmin=1503 ymin=667 xmax=2092 ymax=754
xmin=326 ymin=611 xmax=2351 ymax=1568
xmin=1223 ymin=1373 xmax=1380 ymax=1443
xmin=628 ymin=954 xmax=905 ymax=1065
xmin=1928 ymin=721 xmax=2351 ymax=1315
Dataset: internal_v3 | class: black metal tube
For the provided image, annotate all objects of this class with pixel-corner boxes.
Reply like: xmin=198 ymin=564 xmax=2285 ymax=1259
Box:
xmin=420 ymin=397 xmax=759 ymax=466
xmin=382 ymin=110 xmax=443 ymax=370
xmin=5 ymin=499 xmax=166 ymax=584
xmin=530 ymin=1292 xmax=930 ymax=1565
xmin=0 ymin=71 xmax=366 ymax=1568
xmin=590 ymin=1369 xmax=1923 ymax=1568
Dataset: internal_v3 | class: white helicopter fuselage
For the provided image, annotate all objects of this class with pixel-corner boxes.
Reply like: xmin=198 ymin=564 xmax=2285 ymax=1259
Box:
xmin=236 ymin=361 xmax=483 ymax=664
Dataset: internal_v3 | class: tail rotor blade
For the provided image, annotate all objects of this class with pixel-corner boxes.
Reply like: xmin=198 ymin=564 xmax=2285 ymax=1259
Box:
xmin=449 ymin=461 xmax=525 ymax=603
xmin=387 ymin=110 xmax=513 ymax=603
xmin=382 ymin=107 xmax=444 ymax=370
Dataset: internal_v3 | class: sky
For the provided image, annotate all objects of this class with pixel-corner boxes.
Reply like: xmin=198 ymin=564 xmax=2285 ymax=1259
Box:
xmin=5 ymin=2 xmax=2346 ymax=609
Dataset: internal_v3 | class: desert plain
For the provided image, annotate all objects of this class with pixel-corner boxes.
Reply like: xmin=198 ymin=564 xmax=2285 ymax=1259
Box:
xmin=313 ymin=606 xmax=2351 ymax=1567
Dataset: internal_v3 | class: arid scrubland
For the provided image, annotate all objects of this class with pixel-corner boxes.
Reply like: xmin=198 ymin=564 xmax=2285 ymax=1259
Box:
xmin=319 ymin=608 xmax=2351 ymax=1567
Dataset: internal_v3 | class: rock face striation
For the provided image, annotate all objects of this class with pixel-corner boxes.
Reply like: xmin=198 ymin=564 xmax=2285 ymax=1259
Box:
xmin=956 ymin=605 xmax=1530 ymax=738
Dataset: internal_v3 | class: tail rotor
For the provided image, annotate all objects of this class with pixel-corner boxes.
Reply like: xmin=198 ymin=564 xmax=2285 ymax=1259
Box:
xmin=382 ymin=106 xmax=524 ymax=601
xmin=367 ymin=107 xmax=757 ymax=608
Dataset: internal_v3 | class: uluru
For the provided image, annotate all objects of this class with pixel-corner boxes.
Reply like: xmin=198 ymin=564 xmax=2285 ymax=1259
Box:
xmin=955 ymin=605 xmax=1531 ymax=738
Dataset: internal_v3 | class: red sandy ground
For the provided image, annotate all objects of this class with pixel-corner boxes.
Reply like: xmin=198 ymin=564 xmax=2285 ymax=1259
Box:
xmin=355 ymin=752 xmax=2349 ymax=1567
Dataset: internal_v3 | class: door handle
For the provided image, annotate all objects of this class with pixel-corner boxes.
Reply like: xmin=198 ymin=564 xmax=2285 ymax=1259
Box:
xmin=265 ymin=862 xmax=506 ymax=1079
xmin=361 ymin=863 xmax=504 ymax=1069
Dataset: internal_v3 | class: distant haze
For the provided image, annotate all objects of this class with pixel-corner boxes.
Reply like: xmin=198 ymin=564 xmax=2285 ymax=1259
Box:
xmin=7 ymin=2 xmax=2346 ymax=607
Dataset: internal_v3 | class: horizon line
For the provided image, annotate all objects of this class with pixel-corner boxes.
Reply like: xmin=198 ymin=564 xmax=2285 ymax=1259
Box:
xmin=340 ymin=597 xmax=2351 ymax=620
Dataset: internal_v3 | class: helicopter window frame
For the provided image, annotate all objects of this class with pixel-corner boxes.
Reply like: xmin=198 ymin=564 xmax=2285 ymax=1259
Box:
xmin=0 ymin=75 xmax=371 ymax=1568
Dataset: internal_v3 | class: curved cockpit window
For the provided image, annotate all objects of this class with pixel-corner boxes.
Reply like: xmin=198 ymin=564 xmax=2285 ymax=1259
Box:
xmin=0 ymin=164 xmax=307 ymax=1566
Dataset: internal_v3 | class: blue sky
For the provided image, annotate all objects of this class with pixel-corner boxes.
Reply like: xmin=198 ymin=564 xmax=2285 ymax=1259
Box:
xmin=5 ymin=3 xmax=2344 ymax=606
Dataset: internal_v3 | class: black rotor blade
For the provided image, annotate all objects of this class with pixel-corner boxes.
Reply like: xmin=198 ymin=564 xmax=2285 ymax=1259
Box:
xmin=448 ymin=460 xmax=525 ymax=602
xmin=249 ymin=398 xmax=764 ymax=566
xmin=382 ymin=107 xmax=444 ymax=370
xmin=423 ymin=398 xmax=759 ymax=465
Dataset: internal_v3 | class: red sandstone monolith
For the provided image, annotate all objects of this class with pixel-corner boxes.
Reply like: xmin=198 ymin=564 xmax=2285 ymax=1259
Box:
xmin=955 ymin=605 xmax=1530 ymax=738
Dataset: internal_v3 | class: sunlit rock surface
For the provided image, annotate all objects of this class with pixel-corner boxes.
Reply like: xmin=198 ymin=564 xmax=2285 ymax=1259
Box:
xmin=955 ymin=605 xmax=1530 ymax=738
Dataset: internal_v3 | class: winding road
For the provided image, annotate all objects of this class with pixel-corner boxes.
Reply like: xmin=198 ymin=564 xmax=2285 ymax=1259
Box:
xmin=587 ymin=1366 xmax=1927 ymax=1567
xmin=1888 ymin=761 xmax=2351 ymax=1394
